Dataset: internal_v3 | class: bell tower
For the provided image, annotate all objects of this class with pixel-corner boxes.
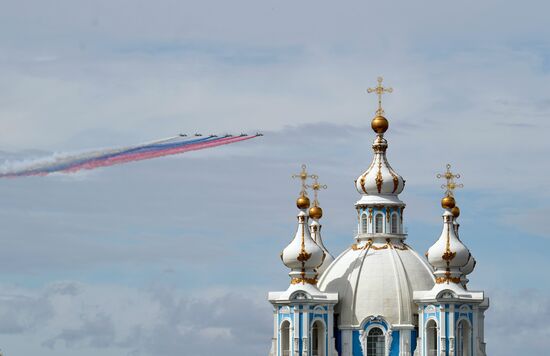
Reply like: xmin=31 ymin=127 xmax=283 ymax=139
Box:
xmin=268 ymin=165 xmax=339 ymax=356
xmin=413 ymin=165 xmax=489 ymax=356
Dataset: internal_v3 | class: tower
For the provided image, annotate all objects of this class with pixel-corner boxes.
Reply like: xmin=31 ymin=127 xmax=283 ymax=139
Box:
xmin=267 ymin=78 xmax=489 ymax=356
xmin=268 ymin=165 xmax=339 ymax=356
xmin=318 ymin=78 xmax=435 ymax=355
xmin=413 ymin=166 xmax=489 ymax=356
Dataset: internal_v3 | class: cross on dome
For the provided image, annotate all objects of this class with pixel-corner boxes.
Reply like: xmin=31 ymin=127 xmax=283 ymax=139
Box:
xmin=306 ymin=175 xmax=327 ymax=207
xmin=292 ymin=164 xmax=316 ymax=209
xmin=367 ymin=76 xmax=393 ymax=116
xmin=437 ymin=164 xmax=463 ymax=197
xmin=292 ymin=164 xmax=315 ymax=196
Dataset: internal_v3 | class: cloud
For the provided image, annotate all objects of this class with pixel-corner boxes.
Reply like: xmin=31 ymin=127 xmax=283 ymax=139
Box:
xmin=487 ymin=289 xmax=550 ymax=355
xmin=0 ymin=281 xmax=549 ymax=356
xmin=0 ymin=1 xmax=549 ymax=354
xmin=0 ymin=282 xmax=271 ymax=356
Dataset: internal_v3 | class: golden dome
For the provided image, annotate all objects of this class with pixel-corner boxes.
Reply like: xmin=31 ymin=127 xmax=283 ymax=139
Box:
xmin=451 ymin=206 xmax=460 ymax=218
xmin=371 ymin=115 xmax=389 ymax=134
xmin=296 ymin=194 xmax=311 ymax=209
xmin=309 ymin=205 xmax=323 ymax=219
xmin=441 ymin=195 xmax=456 ymax=210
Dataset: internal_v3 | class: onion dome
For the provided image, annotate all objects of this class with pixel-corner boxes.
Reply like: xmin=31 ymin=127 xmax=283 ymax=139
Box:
xmin=307 ymin=175 xmax=334 ymax=276
xmin=309 ymin=209 xmax=334 ymax=276
xmin=355 ymin=134 xmax=405 ymax=197
xmin=452 ymin=204 xmax=476 ymax=287
xmin=281 ymin=209 xmax=325 ymax=285
xmin=427 ymin=165 xmax=471 ymax=284
xmin=427 ymin=210 xmax=470 ymax=267
xmin=355 ymin=78 xmax=405 ymax=201
xmin=460 ymin=254 xmax=477 ymax=288
xmin=462 ymin=254 xmax=476 ymax=276
xmin=283 ymin=165 xmax=326 ymax=285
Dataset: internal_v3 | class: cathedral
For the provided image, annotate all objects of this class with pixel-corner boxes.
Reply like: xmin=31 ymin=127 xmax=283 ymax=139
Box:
xmin=267 ymin=78 xmax=489 ymax=356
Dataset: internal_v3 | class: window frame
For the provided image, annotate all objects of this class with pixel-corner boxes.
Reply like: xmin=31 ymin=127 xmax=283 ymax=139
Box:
xmin=374 ymin=213 xmax=384 ymax=233
xmin=361 ymin=213 xmax=368 ymax=234
xmin=366 ymin=327 xmax=385 ymax=356
xmin=391 ymin=212 xmax=399 ymax=234
xmin=280 ymin=320 xmax=291 ymax=356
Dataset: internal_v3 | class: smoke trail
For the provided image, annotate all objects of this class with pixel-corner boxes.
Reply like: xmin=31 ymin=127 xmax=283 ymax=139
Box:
xmin=0 ymin=134 xmax=259 ymax=178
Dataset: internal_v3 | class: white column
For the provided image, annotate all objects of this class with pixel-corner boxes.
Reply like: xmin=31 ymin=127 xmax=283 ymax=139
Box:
xmin=303 ymin=308 xmax=309 ymax=356
xmin=294 ymin=307 xmax=300 ymax=356
xmin=328 ymin=306 xmax=335 ymax=356
xmin=418 ymin=306 xmax=424 ymax=356
xmin=342 ymin=329 xmax=352 ymax=356
xmin=472 ymin=305 xmax=479 ymax=356
xmin=399 ymin=328 xmax=411 ymax=356
xmin=448 ymin=305 xmax=455 ymax=356
xmin=439 ymin=306 xmax=446 ymax=356
xmin=273 ymin=308 xmax=278 ymax=356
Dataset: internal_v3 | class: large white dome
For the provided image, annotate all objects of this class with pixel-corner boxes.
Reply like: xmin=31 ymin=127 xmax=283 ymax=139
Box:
xmin=318 ymin=237 xmax=435 ymax=327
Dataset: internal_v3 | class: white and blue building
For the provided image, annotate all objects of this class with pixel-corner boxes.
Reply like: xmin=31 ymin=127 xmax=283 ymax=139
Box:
xmin=268 ymin=80 xmax=489 ymax=356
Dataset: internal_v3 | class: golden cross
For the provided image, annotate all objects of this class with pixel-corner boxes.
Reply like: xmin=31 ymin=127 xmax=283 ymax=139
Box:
xmin=367 ymin=76 xmax=393 ymax=116
xmin=437 ymin=164 xmax=463 ymax=196
xmin=306 ymin=175 xmax=327 ymax=206
xmin=292 ymin=164 xmax=315 ymax=196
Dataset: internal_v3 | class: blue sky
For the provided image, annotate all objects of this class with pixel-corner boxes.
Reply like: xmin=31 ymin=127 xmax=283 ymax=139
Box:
xmin=0 ymin=1 xmax=549 ymax=355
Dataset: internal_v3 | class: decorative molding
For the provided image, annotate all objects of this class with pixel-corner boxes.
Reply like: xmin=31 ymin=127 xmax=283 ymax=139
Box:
xmin=376 ymin=161 xmax=383 ymax=193
xmin=290 ymin=277 xmax=317 ymax=285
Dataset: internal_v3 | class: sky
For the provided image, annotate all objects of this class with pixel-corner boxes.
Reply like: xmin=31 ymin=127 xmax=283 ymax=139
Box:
xmin=0 ymin=1 xmax=549 ymax=355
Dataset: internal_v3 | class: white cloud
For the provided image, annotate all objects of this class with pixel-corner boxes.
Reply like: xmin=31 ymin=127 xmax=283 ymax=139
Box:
xmin=0 ymin=282 xmax=549 ymax=356
xmin=0 ymin=282 xmax=271 ymax=356
xmin=0 ymin=1 xmax=548 ymax=354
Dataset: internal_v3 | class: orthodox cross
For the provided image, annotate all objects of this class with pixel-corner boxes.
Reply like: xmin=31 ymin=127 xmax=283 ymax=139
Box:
xmin=306 ymin=175 xmax=327 ymax=207
xmin=437 ymin=164 xmax=463 ymax=196
xmin=367 ymin=76 xmax=393 ymax=116
xmin=292 ymin=164 xmax=315 ymax=196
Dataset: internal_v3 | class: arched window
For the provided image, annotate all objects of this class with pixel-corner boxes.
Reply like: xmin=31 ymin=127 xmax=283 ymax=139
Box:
xmin=281 ymin=320 xmax=290 ymax=356
xmin=457 ymin=320 xmax=471 ymax=356
xmin=361 ymin=214 xmax=368 ymax=234
xmin=311 ymin=320 xmax=325 ymax=356
xmin=426 ymin=320 xmax=438 ymax=356
xmin=375 ymin=214 xmax=384 ymax=233
xmin=391 ymin=213 xmax=399 ymax=234
xmin=366 ymin=327 xmax=385 ymax=356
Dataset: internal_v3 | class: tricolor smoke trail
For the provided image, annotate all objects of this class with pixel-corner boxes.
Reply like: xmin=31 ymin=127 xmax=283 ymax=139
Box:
xmin=0 ymin=134 xmax=259 ymax=178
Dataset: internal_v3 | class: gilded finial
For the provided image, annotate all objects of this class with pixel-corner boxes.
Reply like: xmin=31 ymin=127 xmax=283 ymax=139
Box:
xmin=437 ymin=164 xmax=463 ymax=210
xmin=306 ymin=175 xmax=327 ymax=219
xmin=292 ymin=164 xmax=315 ymax=209
xmin=306 ymin=175 xmax=327 ymax=207
xmin=367 ymin=76 xmax=393 ymax=116
xmin=437 ymin=164 xmax=463 ymax=197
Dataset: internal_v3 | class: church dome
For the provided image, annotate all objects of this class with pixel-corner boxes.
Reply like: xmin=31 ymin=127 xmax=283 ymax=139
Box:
xmin=281 ymin=211 xmax=325 ymax=273
xmin=355 ymin=132 xmax=405 ymax=199
xmin=318 ymin=240 xmax=434 ymax=327
xmin=426 ymin=210 xmax=470 ymax=270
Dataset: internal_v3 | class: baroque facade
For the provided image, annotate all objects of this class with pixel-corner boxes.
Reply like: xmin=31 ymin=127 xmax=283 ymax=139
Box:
xmin=268 ymin=78 xmax=489 ymax=356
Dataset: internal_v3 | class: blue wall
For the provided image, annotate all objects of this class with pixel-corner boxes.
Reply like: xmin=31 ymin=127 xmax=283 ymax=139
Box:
xmin=389 ymin=330 xmax=400 ymax=356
